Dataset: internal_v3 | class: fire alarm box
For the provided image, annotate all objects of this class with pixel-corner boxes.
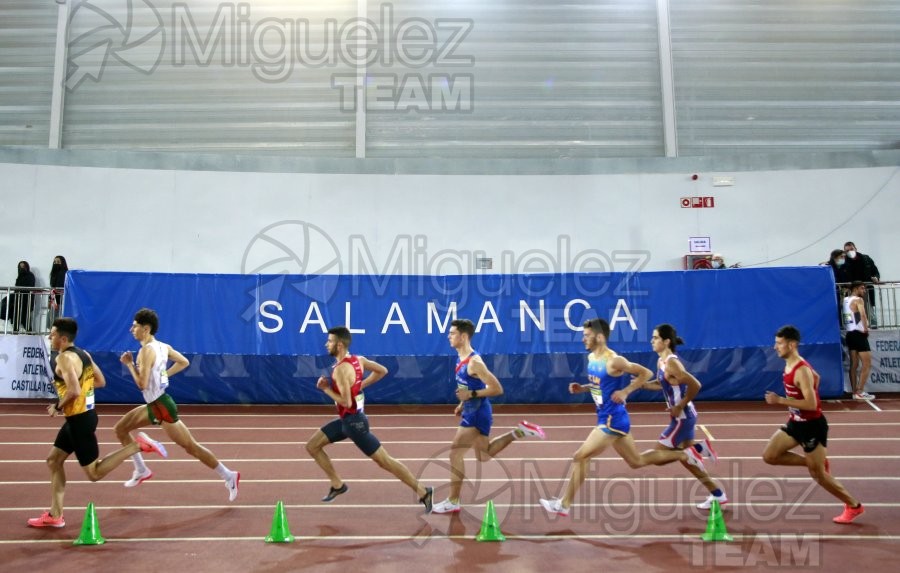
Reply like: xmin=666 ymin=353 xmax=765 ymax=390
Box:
xmin=684 ymin=254 xmax=712 ymax=270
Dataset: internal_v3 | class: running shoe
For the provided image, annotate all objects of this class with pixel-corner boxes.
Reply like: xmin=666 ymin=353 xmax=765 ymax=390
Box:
xmin=697 ymin=493 xmax=729 ymax=510
xmin=684 ymin=447 xmax=706 ymax=472
xmin=539 ymin=498 xmax=570 ymax=517
xmin=321 ymin=483 xmax=348 ymax=502
xmin=517 ymin=420 xmax=546 ymax=440
xmin=27 ymin=511 xmax=65 ymax=528
xmin=696 ymin=438 xmax=719 ymax=464
xmin=420 ymin=486 xmax=434 ymax=514
xmin=226 ymin=471 xmax=240 ymax=502
xmin=135 ymin=432 xmax=168 ymax=458
xmin=432 ymin=499 xmax=461 ymax=514
xmin=124 ymin=468 xmax=154 ymax=488
xmin=833 ymin=503 xmax=865 ymax=524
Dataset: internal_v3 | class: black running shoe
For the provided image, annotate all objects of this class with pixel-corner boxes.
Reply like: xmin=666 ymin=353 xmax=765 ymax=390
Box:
xmin=420 ymin=486 xmax=434 ymax=514
xmin=321 ymin=483 xmax=348 ymax=502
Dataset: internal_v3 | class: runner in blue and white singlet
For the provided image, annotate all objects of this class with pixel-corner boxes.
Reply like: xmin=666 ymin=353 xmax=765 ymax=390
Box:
xmin=656 ymin=353 xmax=698 ymax=448
xmin=456 ymin=350 xmax=492 ymax=436
xmin=644 ymin=324 xmax=725 ymax=510
xmin=431 ymin=318 xmax=546 ymax=514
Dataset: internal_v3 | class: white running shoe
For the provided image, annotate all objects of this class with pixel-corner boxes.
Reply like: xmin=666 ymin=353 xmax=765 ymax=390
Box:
xmin=517 ymin=420 xmax=546 ymax=440
xmin=697 ymin=493 xmax=728 ymax=510
xmin=124 ymin=468 xmax=153 ymax=488
xmin=684 ymin=447 xmax=706 ymax=472
xmin=853 ymin=392 xmax=875 ymax=400
xmin=539 ymin=498 xmax=570 ymax=517
xmin=226 ymin=471 xmax=240 ymax=502
xmin=697 ymin=438 xmax=719 ymax=464
xmin=431 ymin=499 xmax=461 ymax=514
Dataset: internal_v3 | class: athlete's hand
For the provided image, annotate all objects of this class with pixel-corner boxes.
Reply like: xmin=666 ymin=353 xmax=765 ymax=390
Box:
xmin=316 ymin=376 xmax=329 ymax=390
xmin=669 ymin=404 xmax=684 ymax=418
xmin=611 ymin=389 xmax=628 ymax=404
xmin=455 ymin=387 xmax=470 ymax=401
xmin=46 ymin=403 xmax=58 ymax=417
xmin=119 ymin=351 xmax=133 ymax=365
xmin=568 ymin=382 xmax=582 ymax=394
xmin=764 ymin=391 xmax=781 ymax=405
xmin=454 ymin=403 xmax=462 ymax=416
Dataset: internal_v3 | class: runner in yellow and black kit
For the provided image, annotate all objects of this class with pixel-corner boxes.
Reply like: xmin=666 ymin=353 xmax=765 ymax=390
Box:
xmin=27 ymin=318 xmax=168 ymax=529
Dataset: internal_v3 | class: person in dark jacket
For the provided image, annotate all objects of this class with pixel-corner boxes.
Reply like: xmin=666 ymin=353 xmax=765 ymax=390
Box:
xmin=49 ymin=256 xmax=68 ymax=309
xmin=843 ymin=242 xmax=880 ymax=324
xmin=13 ymin=260 xmax=36 ymax=332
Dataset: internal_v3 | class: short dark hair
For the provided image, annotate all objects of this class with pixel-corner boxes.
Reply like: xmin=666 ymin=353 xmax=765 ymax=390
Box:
xmin=451 ymin=319 xmax=475 ymax=338
xmin=844 ymin=241 xmax=856 ymax=249
xmin=850 ymin=280 xmax=865 ymax=290
xmin=53 ymin=317 xmax=78 ymax=341
xmin=583 ymin=318 xmax=611 ymax=340
xmin=655 ymin=323 xmax=685 ymax=352
xmin=776 ymin=325 xmax=801 ymax=342
xmin=327 ymin=326 xmax=352 ymax=347
xmin=134 ymin=308 xmax=159 ymax=335
xmin=830 ymin=249 xmax=844 ymax=260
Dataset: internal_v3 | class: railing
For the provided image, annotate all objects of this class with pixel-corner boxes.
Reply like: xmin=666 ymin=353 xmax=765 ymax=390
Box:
xmin=0 ymin=286 xmax=64 ymax=335
xmin=836 ymin=281 xmax=900 ymax=330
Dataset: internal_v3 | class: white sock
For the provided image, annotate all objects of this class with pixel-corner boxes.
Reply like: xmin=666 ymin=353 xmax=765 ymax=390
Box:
xmin=132 ymin=453 xmax=148 ymax=473
xmin=214 ymin=462 xmax=232 ymax=480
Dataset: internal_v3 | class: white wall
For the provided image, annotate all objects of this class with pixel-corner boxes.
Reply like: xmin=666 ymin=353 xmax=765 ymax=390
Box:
xmin=2 ymin=162 xmax=897 ymax=286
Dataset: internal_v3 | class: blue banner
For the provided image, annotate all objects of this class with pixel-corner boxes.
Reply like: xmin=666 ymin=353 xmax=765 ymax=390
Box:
xmin=64 ymin=268 xmax=843 ymax=404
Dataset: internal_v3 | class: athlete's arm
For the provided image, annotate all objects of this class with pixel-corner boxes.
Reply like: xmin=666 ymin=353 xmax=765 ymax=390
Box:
xmin=321 ymin=363 xmax=353 ymax=408
xmin=86 ymin=351 xmax=106 ymax=389
xmin=664 ymin=358 xmax=701 ymax=416
xmin=457 ymin=356 xmax=503 ymax=399
xmin=609 ymin=355 xmax=653 ymax=404
xmin=568 ymin=382 xmax=589 ymax=394
xmin=165 ymin=345 xmax=190 ymax=377
xmin=852 ymin=298 xmax=869 ymax=333
xmin=358 ymin=356 xmax=388 ymax=389
xmin=52 ymin=352 xmax=81 ymax=415
xmin=642 ymin=379 xmax=662 ymax=391
xmin=125 ymin=345 xmax=156 ymax=391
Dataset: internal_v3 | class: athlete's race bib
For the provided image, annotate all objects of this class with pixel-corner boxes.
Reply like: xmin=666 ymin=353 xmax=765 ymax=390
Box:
xmin=159 ymin=366 xmax=169 ymax=391
xmin=85 ymin=388 xmax=95 ymax=410
xmin=355 ymin=392 xmax=365 ymax=412
xmin=590 ymin=384 xmax=603 ymax=407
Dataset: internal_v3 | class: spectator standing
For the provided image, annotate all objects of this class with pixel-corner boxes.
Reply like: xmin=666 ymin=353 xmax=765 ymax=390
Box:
xmin=49 ymin=255 xmax=68 ymax=316
xmin=843 ymin=242 xmax=880 ymax=325
xmin=13 ymin=261 xmax=36 ymax=332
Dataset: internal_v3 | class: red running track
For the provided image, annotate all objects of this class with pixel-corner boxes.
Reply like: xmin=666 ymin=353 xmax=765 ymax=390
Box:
xmin=1 ymin=398 xmax=899 ymax=572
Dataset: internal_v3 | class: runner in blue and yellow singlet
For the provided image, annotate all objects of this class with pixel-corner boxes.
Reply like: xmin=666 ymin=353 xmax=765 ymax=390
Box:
xmin=432 ymin=319 xmax=546 ymax=514
xmin=539 ymin=318 xmax=706 ymax=517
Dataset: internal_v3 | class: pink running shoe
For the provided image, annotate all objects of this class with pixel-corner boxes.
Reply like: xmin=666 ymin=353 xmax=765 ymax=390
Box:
xmin=833 ymin=503 xmax=864 ymax=524
xmin=517 ymin=420 xmax=546 ymax=440
xmin=27 ymin=511 xmax=65 ymax=528
xmin=135 ymin=432 xmax=168 ymax=458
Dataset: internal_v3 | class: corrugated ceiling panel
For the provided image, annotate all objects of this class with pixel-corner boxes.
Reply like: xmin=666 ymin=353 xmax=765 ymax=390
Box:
xmin=365 ymin=0 xmax=663 ymax=158
xmin=671 ymin=0 xmax=900 ymax=155
xmin=0 ymin=1 xmax=57 ymax=147
xmin=63 ymin=0 xmax=358 ymax=155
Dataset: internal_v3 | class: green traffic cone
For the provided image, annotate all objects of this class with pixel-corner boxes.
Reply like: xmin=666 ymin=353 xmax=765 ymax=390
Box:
xmin=700 ymin=500 xmax=733 ymax=542
xmin=475 ymin=500 xmax=506 ymax=542
xmin=73 ymin=502 xmax=105 ymax=546
xmin=265 ymin=500 xmax=295 ymax=543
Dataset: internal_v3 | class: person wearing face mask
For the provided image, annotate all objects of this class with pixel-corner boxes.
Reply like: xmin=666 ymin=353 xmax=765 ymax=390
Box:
xmin=711 ymin=254 xmax=726 ymax=269
xmin=12 ymin=261 xmax=36 ymax=333
xmin=49 ymin=255 xmax=68 ymax=313
xmin=827 ymin=249 xmax=851 ymax=284
xmin=843 ymin=242 xmax=880 ymax=325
